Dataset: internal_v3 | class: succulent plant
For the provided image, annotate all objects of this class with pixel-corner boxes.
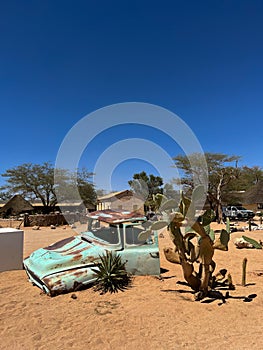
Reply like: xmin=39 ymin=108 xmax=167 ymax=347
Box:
xmin=242 ymin=235 xmax=262 ymax=249
xmin=242 ymin=257 xmax=248 ymax=286
xmin=92 ymin=251 xmax=132 ymax=294
xmin=144 ymin=185 xmax=233 ymax=300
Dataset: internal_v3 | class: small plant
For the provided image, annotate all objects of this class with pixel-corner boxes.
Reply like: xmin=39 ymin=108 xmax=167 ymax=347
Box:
xmin=242 ymin=257 xmax=248 ymax=286
xmin=242 ymin=235 xmax=262 ymax=249
xmin=92 ymin=251 xmax=132 ymax=294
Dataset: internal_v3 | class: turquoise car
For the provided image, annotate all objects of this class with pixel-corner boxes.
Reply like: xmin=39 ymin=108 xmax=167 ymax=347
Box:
xmin=23 ymin=210 xmax=160 ymax=296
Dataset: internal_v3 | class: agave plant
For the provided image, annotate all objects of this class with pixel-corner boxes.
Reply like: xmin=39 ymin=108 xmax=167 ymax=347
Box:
xmin=92 ymin=251 xmax=132 ymax=294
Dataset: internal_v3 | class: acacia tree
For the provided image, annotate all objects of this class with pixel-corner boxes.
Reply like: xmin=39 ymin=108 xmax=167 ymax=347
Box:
xmin=128 ymin=171 xmax=163 ymax=211
xmin=233 ymin=166 xmax=263 ymax=189
xmin=173 ymin=153 xmax=240 ymax=222
xmin=1 ymin=163 xmax=96 ymax=213
xmin=0 ymin=190 xmax=13 ymax=202
xmin=220 ymin=166 xmax=263 ymax=205
xmin=1 ymin=163 xmax=57 ymax=212
xmin=74 ymin=168 xmax=97 ymax=208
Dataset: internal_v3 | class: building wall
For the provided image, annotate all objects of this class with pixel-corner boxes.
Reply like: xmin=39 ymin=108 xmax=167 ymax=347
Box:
xmin=97 ymin=196 xmax=144 ymax=213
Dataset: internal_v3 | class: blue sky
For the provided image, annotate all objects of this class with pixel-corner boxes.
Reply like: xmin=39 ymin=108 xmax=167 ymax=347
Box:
xmin=0 ymin=1 xmax=263 ymax=192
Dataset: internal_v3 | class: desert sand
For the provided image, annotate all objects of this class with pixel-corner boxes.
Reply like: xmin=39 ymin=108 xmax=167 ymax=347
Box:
xmin=1 ymin=222 xmax=263 ymax=350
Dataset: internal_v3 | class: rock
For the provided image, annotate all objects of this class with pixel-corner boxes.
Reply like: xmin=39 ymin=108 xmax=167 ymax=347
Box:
xmin=32 ymin=226 xmax=40 ymax=230
xmin=234 ymin=237 xmax=254 ymax=249
xmin=50 ymin=225 xmax=56 ymax=229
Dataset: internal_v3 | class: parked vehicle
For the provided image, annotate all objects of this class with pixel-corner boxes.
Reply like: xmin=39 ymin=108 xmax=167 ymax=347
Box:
xmin=222 ymin=205 xmax=255 ymax=221
xmin=23 ymin=210 xmax=160 ymax=296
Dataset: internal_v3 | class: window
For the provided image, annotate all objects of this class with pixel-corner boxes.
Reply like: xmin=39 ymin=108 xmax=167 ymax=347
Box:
xmin=125 ymin=226 xmax=144 ymax=245
xmin=82 ymin=226 xmax=120 ymax=245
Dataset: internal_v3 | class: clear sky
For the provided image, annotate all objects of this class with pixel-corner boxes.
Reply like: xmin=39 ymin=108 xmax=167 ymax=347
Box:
xmin=0 ymin=1 xmax=262 ymax=192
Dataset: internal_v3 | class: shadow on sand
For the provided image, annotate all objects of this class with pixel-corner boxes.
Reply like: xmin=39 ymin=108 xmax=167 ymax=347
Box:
xmin=161 ymin=279 xmax=257 ymax=305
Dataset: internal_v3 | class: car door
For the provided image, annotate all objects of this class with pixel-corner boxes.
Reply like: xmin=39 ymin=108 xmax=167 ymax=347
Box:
xmin=119 ymin=224 xmax=160 ymax=276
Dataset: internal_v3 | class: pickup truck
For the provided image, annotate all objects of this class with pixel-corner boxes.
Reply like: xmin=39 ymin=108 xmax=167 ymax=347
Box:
xmin=24 ymin=210 xmax=160 ymax=296
xmin=222 ymin=205 xmax=255 ymax=221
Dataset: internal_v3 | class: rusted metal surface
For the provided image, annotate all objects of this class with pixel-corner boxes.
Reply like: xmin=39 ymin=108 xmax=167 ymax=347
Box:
xmin=87 ymin=209 xmax=146 ymax=224
xmin=42 ymin=267 xmax=98 ymax=296
xmin=44 ymin=236 xmax=76 ymax=251
xmin=24 ymin=211 xmax=160 ymax=296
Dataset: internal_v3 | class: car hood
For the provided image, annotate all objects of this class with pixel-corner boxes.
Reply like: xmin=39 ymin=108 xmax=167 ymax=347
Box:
xmin=24 ymin=235 xmax=106 ymax=279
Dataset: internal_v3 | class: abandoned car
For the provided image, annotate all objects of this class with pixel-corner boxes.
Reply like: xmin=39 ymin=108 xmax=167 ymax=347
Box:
xmin=23 ymin=210 xmax=160 ymax=296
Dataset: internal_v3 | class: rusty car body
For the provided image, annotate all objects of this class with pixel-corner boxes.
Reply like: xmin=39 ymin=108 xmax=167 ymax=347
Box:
xmin=23 ymin=210 xmax=160 ymax=296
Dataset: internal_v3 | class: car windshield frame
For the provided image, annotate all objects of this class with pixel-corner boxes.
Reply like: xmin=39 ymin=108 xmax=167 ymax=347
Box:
xmin=81 ymin=225 xmax=122 ymax=247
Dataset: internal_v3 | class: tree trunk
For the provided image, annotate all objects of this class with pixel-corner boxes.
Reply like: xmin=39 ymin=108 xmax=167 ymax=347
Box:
xmin=216 ymin=175 xmax=224 ymax=223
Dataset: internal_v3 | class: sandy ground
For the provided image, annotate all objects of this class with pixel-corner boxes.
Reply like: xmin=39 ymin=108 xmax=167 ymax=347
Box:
xmin=1 ymin=222 xmax=263 ymax=350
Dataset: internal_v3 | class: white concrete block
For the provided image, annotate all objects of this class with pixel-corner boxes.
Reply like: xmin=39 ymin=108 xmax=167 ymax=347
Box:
xmin=0 ymin=228 xmax=24 ymax=272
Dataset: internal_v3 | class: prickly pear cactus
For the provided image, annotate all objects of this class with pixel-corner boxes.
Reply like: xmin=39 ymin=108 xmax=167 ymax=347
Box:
xmin=142 ymin=185 xmax=232 ymax=300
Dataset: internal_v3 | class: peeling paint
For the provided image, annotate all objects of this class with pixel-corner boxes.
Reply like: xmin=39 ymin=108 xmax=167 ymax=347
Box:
xmin=24 ymin=211 xmax=160 ymax=296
